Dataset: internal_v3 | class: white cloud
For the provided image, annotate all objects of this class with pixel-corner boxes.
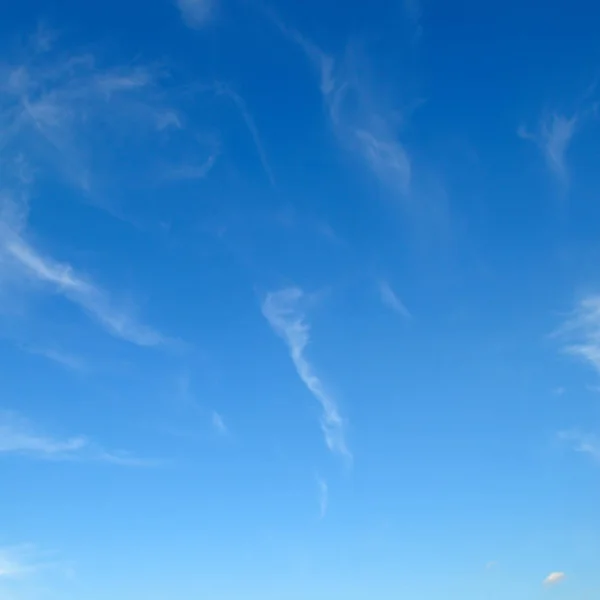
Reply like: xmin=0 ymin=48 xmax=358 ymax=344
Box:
xmin=22 ymin=346 xmax=85 ymax=371
xmin=166 ymin=154 xmax=218 ymax=181
xmin=558 ymin=294 xmax=600 ymax=373
xmin=176 ymin=0 xmax=214 ymax=29
xmin=214 ymin=84 xmax=275 ymax=187
xmin=3 ymin=236 xmax=167 ymax=347
xmin=558 ymin=430 xmax=600 ymax=463
xmin=317 ymin=476 xmax=328 ymax=518
xmin=0 ymin=410 xmax=156 ymax=466
xmin=0 ymin=545 xmax=38 ymax=580
xmin=378 ymin=280 xmax=411 ymax=319
xmin=211 ymin=411 xmax=227 ymax=435
xmin=518 ymin=113 xmax=577 ymax=182
xmin=0 ymin=39 xmax=195 ymax=209
xmin=543 ymin=572 xmax=566 ymax=586
xmin=261 ymin=288 xmax=351 ymax=460
xmin=268 ymin=16 xmax=411 ymax=197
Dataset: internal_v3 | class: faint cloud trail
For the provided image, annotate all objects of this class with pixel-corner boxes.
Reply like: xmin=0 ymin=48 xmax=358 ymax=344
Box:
xmin=261 ymin=287 xmax=351 ymax=462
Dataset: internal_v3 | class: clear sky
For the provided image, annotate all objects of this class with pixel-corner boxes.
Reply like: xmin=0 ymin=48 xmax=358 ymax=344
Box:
xmin=0 ymin=0 xmax=599 ymax=598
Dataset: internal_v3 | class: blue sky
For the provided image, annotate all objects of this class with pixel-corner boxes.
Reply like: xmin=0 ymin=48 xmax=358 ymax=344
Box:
xmin=0 ymin=0 xmax=599 ymax=598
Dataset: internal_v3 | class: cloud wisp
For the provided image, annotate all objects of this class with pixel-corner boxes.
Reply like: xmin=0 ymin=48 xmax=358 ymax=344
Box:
xmin=261 ymin=288 xmax=351 ymax=461
xmin=214 ymin=83 xmax=276 ymax=187
xmin=211 ymin=410 xmax=228 ymax=436
xmin=557 ymin=294 xmax=600 ymax=373
xmin=317 ymin=475 xmax=328 ymax=518
xmin=0 ymin=545 xmax=38 ymax=580
xmin=20 ymin=345 xmax=85 ymax=371
xmin=518 ymin=113 xmax=577 ymax=183
xmin=267 ymin=14 xmax=411 ymax=198
xmin=378 ymin=280 xmax=411 ymax=319
xmin=165 ymin=154 xmax=218 ymax=181
xmin=558 ymin=430 xmax=600 ymax=464
xmin=543 ymin=572 xmax=566 ymax=586
xmin=3 ymin=235 xmax=167 ymax=347
xmin=176 ymin=0 xmax=214 ymax=29
xmin=0 ymin=410 xmax=158 ymax=467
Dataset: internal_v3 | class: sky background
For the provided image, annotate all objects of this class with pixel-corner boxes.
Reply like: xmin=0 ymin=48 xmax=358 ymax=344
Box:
xmin=1 ymin=0 xmax=600 ymax=598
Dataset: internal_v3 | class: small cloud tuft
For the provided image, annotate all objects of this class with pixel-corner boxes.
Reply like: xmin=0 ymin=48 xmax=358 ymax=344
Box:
xmin=378 ymin=280 xmax=411 ymax=319
xmin=176 ymin=0 xmax=214 ymax=29
xmin=211 ymin=411 xmax=228 ymax=436
xmin=543 ymin=572 xmax=566 ymax=586
xmin=519 ymin=113 xmax=577 ymax=183
xmin=558 ymin=430 xmax=600 ymax=463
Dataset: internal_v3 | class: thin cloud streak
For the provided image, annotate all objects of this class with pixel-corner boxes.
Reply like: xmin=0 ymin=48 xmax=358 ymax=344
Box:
xmin=558 ymin=430 xmax=600 ymax=463
xmin=215 ymin=84 xmax=276 ymax=187
xmin=261 ymin=287 xmax=351 ymax=461
xmin=317 ymin=475 xmax=328 ymax=518
xmin=22 ymin=345 xmax=85 ymax=371
xmin=557 ymin=294 xmax=600 ymax=373
xmin=267 ymin=13 xmax=411 ymax=196
xmin=176 ymin=0 xmax=214 ymax=29
xmin=518 ymin=113 xmax=577 ymax=182
xmin=5 ymin=237 xmax=167 ymax=347
xmin=165 ymin=154 xmax=218 ymax=181
xmin=379 ymin=280 xmax=411 ymax=319
xmin=0 ymin=545 xmax=38 ymax=579
xmin=211 ymin=410 xmax=228 ymax=435
xmin=0 ymin=410 xmax=158 ymax=467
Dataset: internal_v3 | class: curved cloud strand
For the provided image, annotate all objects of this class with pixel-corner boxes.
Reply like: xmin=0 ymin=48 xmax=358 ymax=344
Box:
xmin=261 ymin=288 xmax=350 ymax=461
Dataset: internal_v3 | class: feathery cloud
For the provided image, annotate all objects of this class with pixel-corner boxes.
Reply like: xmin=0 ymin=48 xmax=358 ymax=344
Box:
xmin=543 ymin=572 xmax=566 ymax=586
xmin=518 ymin=113 xmax=577 ymax=182
xmin=214 ymin=84 xmax=276 ymax=187
xmin=557 ymin=294 xmax=600 ymax=373
xmin=261 ymin=288 xmax=350 ymax=460
xmin=0 ymin=545 xmax=38 ymax=580
xmin=165 ymin=154 xmax=218 ymax=181
xmin=211 ymin=411 xmax=227 ymax=435
xmin=317 ymin=475 xmax=328 ymax=518
xmin=176 ymin=0 xmax=214 ymax=29
xmin=3 ymin=236 xmax=167 ymax=347
xmin=0 ymin=410 xmax=157 ymax=466
xmin=21 ymin=345 xmax=85 ymax=371
xmin=268 ymin=16 xmax=410 ymax=197
xmin=558 ymin=430 xmax=600 ymax=463
xmin=378 ymin=280 xmax=411 ymax=319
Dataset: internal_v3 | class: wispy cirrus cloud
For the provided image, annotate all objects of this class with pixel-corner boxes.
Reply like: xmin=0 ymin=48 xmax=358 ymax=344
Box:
xmin=176 ymin=0 xmax=214 ymax=29
xmin=378 ymin=280 xmax=411 ymax=319
xmin=0 ymin=545 xmax=39 ymax=580
xmin=543 ymin=572 xmax=566 ymax=586
xmin=261 ymin=288 xmax=350 ymax=461
xmin=267 ymin=14 xmax=410 ymax=197
xmin=518 ymin=113 xmax=577 ymax=182
xmin=211 ymin=410 xmax=228 ymax=436
xmin=3 ymin=234 xmax=168 ymax=347
xmin=558 ymin=430 xmax=600 ymax=464
xmin=214 ymin=83 xmax=276 ymax=187
xmin=317 ymin=475 xmax=328 ymax=518
xmin=0 ymin=410 xmax=158 ymax=466
xmin=165 ymin=154 xmax=218 ymax=181
xmin=557 ymin=294 xmax=600 ymax=373
xmin=21 ymin=345 xmax=85 ymax=371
